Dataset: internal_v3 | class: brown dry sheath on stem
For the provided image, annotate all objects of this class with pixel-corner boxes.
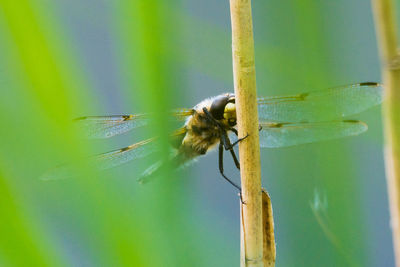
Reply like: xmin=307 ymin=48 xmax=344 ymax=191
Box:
xmin=229 ymin=0 xmax=275 ymax=266
xmin=240 ymin=190 xmax=276 ymax=266
xmin=371 ymin=0 xmax=400 ymax=265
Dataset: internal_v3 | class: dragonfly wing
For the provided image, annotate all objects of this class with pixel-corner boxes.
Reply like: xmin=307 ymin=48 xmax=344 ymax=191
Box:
xmin=75 ymin=115 xmax=149 ymax=139
xmin=258 ymin=83 xmax=383 ymax=122
xmin=75 ymin=109 xmax=193 ymax=139
xmin=94 ymin=138 xmax=156 ymax=170
xmin=259 ymin=120 xmax=368 ymax=148
xmin=41 ymin=127 xmax=188 ymax=181
xmin=41 ymin=138 xmax=156 ymax=181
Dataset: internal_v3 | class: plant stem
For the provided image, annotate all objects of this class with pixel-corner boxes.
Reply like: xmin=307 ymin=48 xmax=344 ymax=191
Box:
xmin=229 ymin=1 xmax=264 ymax=266
xmin=371 ymin=0 xmax=400 ymax=264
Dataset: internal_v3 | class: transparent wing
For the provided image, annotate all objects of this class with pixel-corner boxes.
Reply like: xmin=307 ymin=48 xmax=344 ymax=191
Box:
xmin=41 ymin=127 xmax=188 ymax=181
xmin=94 ymin=138 xmax=157 ymax=170
xmin=94 ymin=127 xmax=187 ymax=171
xmin=257 ymin=82 xmax=383 ymax=122
xmin=75 ymin=109 xmax=193 ymax=139
xmin=259 ymin=120 xmax=368 ymax=148
xmin=75 ymin=114 xmax=149 ymax=139
xmin=41 ymin=138 xmax=156 ymax=181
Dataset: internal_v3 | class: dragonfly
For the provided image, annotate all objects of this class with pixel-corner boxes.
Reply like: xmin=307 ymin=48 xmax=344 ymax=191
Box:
xmin=42 ymin=82 xmax=383 ymax=191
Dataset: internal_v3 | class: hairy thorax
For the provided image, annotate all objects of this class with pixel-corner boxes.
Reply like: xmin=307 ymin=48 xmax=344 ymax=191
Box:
xmin=181 ymin=112 xmax=221 ymax=157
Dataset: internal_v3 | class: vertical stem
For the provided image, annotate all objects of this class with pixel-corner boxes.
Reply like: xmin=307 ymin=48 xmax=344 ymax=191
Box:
xmin=371 ymin=0 xmax=400 ymax=264
xmin=229 ymin=0 xmax=263 ymax=266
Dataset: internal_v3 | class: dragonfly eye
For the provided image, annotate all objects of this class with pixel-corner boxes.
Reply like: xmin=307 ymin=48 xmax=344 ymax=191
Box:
xmin=209 ymin=95 xmax=230 ymax=120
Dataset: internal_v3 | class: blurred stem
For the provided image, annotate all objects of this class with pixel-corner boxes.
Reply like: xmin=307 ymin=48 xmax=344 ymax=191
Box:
xmin=371 ymin=0 xmax=400 ymax=264
xmin=229 ymin=0 xmax=266 ymax=266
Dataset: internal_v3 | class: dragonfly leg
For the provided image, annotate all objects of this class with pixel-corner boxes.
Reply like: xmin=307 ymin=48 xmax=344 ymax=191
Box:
xmin=219 ymin=131 xmax=241 ymax=169
xmin=221 ymin=130 xmax=248 ymax=150
xmin=229 ymin=149 xmax=241 ymax=170
xmin=228 ymin=124 xmax=258 ymax=148
xmin=230 ymin=124 xmax=260 ymax=144
xmin=218 ymin=143 xmax=240 ymax=189
xmin=228 ymin=124 xmax=261 ymax=148
xmin=230 ymin=128 xmax=238 ymax=136
xmin=228 ymin=124 xmax=261 ymax=147
xmin=219 ymin=143 xmax=245 ymax=204
xmin=230 ymin=133 xmax=249 ymax=148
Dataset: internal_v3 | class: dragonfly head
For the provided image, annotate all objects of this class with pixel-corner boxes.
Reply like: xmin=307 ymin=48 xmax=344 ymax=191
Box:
xmin=209 ymin=93 xmax=237 ymax=128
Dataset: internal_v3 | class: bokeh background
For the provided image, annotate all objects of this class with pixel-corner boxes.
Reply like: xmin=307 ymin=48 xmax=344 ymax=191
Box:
xmin=0 ymin=0 xmax=391 ymax=266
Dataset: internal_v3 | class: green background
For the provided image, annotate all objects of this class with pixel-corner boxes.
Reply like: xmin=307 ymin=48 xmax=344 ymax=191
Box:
xmin=0 ymin=0 xmax=391 ymax=266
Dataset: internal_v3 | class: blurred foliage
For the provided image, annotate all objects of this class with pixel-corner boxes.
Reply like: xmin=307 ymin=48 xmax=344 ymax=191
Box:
xmin=0 ymin=0 xmax=389 ymax=266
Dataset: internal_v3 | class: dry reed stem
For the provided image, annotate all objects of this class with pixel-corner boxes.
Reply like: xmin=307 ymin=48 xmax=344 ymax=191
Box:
xmin=371 ymin=0 xmax=400 ymax=264
xmin=229 ymin=0 xmax=265 ymax=266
